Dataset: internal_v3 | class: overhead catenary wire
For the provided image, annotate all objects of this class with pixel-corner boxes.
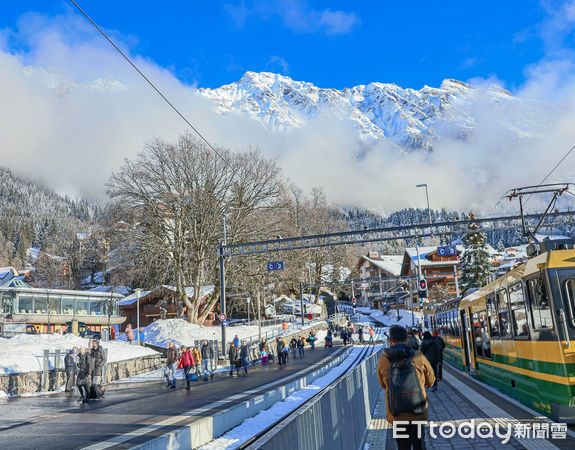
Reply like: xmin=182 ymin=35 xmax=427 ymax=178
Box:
xmin=68 ymin=0 xmax=228 ymax=164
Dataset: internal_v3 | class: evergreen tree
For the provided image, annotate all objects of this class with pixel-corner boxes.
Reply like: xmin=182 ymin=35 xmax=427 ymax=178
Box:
xmin=460 ymin=222 xmax=493 ymax=293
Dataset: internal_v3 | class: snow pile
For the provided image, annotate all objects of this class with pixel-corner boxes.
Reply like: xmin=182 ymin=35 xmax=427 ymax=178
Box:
xmin=0 ymin=333 xmax=158 ymax=374
xmin=357 ymin=306 xmax=423 ymax=329
xmin=116 ymin=319 xmax=293 ymax=348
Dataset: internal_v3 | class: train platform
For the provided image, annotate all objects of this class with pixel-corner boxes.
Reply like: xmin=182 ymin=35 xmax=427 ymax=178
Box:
xmin=364 ymin=363 xmax=575 ymax=449
xmin=0 ymin=344 xmax=344 ymax=449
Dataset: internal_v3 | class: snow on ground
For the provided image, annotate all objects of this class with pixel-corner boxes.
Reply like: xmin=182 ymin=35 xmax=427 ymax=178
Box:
xmin=356 ymin=306 xmax=423 ymax=329
xmin=0 ymin=333 xmax=158 ymax=374
xmin=115 ymin=318 xmax=309 ymax=348
xmin=200 ymin=345 xmax=383 ymax=449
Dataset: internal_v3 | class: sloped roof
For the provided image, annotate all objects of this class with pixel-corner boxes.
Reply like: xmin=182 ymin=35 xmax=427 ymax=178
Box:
xmin=117 ymin=285 xmax=216 ymax=306
xmin=360 ymin=255 xmax=403 ymax=277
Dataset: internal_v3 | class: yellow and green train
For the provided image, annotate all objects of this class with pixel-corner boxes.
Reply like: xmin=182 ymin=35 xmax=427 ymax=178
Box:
xmin=435 ymin=240 xmax=575 ymax=422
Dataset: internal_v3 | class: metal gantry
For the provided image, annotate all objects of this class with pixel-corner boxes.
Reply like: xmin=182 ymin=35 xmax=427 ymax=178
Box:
xmin=216 ymin=209 xmax=575 ymax=351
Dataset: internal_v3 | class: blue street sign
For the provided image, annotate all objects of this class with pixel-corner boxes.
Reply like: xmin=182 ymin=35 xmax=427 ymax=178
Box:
xmin=267 ymin=261 xmax=285 ymax=271
xmin=222 ymin=321 xmax=229 ymax=326
xmin=437 ymin=245 xmax=458 ymax=256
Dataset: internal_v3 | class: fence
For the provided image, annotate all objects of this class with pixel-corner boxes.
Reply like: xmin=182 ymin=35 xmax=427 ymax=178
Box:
xmin=38 ymin=347 xmax=109 ymax=392
xmin=250 ymin=346 xmax=384 ymax=449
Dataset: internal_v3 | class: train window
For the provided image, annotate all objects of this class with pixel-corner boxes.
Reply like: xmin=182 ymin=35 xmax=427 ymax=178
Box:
xmin=509 ymin=283 xmax=529 ymax=339
xmin=472 ymin=311 xmax=491 ymax=358
xmin=565 ymin=279 xmax=575 ymax=328
xmin=525 ymin=277 xmax=553 ymax=329
xmin=496 ymin=289 xmax=512 ymax=338
xmin=486 ymin=294 xmax=500 ymax=339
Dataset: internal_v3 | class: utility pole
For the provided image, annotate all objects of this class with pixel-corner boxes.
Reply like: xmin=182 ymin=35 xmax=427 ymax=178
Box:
xmin=135 ymin=288 xmax=141 ymax=345
xmin=410 ymin=281 xmax=415 ymax=327
xmin=299 ymin=281 xmax=304 ymax=326
xmin=417 ymin=183 xmax=432 ymax=225
xmin=453 ymin=264 xmax=460 ymax=298
xmin=218 ymin=241 xmax=226 ymax=354
xmin=257 ymin=290 xmax=261 ymax=339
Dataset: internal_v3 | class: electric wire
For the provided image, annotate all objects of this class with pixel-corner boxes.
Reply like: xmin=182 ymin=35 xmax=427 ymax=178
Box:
xmin=69 ymin=0 xmax=228 ymax=164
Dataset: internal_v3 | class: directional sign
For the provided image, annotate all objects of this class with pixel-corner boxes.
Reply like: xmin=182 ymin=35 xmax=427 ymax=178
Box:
xmin=219 ymin=313 xmax=227 ymax=322
xmin=437 ymin=245 xmax=458 ymax=256
xmin=222 ymin=321 xmax=229 ymax=327
xmin=267 ymin=261 xmax=285 ymax=271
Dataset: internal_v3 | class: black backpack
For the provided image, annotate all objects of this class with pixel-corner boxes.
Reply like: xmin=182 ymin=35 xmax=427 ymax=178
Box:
xmin=387 ymin=351 xmax=426 ymax=416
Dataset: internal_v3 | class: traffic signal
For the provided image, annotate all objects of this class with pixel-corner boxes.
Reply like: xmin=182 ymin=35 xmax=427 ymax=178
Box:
xmin=352 ymin=297 xmax=356 ymax=305
xmin=418 ymin=278 xmax=428 ymax=299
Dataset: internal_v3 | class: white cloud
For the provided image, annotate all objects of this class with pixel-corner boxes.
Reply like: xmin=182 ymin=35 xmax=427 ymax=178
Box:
xmin=1 ymin=10 xmax=575 ymax=215
xmin=268 ymin=55 xmax=289 ymax=73
xmin=224 ymin=0 xmax=360 ymax=35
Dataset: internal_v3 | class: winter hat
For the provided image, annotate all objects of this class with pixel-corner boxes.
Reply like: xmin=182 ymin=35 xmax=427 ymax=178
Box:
xmin=68 ymin=350 xmax=74 ymax=354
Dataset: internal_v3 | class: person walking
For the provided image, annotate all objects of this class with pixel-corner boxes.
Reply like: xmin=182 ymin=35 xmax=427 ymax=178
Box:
xmin=369 ymin=327 xmax=375 ymax=343
xmin=76 ymin=348 xmax=92 ymax=403
xmin=261 ymin=347 xmax=268 ymax=364
xmin=297 ymin=336 xmax=305 ymax=358
xmin=164 ymin=342 xmax=178 ymax=388
xmin=408 ymin=330 xmax=420 ymax=351
xmin=64 ymin=349 xmax=76 ymax=392
xmin=138 ymin=328 xmax=145 ymax=345
xmin=358 ymin=327 xmax=364 ymax=343
xmin=90 ymin=340 xmax=105 ymax=386
xmin=200 ymin=340 xmax=214 ymax=380
xmin=125 ymin=324 xmax=134 ymax=345
xmin=192 ymin=346 xmax=202 ymax=376
xmin=377 ymin=325 xmax=435 ymax=450
xmin=240 ymin=341 xmax=250 ymax=375
xmin=420 ymin=331 xmax=441 ymax=392
xmin=228 ymin=342 xmax=240 ymax=377
xmin=432 ymin=329 xmax=446 ymax=381
xmin=342 ymin=327 xmax=348 ymax=346
xmin=307 ymin=332 xmax=315 ymax=350
xmin=290 ymin=338 xmax=298 ymax=359
xmin=276 ymin=337 xmax=286 ymax=366
xmin=178 ymin=345 xmax=195 ymax=390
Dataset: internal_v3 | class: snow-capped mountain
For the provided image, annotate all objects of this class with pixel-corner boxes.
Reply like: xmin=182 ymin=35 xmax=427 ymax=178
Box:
xmin=198 ymin=71 xmax=542 ymax=152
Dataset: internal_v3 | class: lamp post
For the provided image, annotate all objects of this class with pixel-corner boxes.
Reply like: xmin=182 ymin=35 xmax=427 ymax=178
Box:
xmin=135 ymin=288 xmax=141 ymax=345
xmin=416 ymin=184 xmax=432 ymax=225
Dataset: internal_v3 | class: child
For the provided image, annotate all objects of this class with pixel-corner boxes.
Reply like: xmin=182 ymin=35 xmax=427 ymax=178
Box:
xmin=261 ymin=348 xmax=268 ymax=365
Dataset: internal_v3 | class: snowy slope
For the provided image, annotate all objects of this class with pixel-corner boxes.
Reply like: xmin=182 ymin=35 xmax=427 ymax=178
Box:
xmin=198 ymin=72 xmax=543 ymax=152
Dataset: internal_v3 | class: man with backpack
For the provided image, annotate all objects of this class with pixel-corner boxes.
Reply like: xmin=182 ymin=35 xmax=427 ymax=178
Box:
xmin=432 ymin=329 xmax=446 ymax=381
xmin=377 ymin=325 xmax=435 ymax=450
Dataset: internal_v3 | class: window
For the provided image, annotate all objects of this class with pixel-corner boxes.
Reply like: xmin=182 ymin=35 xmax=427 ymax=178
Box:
xmin=496 ymin=289 xmax=512 ymax=338
xmin=509 ymin=283 xmax=529 ymax=338
xmin=1 ymin=293 xmax=15 ymax=314
xmin=61 ymin=297 xmax=75 ymax=315
xmin=75 ymin=297 xmax=88 ymax=315
xmin=33 ymin=295 xmax=47 ymax=314
xmin=89 ymin=298 xmax=104 ymax=315
xmin=17 ymin=294 xmax=34 ymax=313
xmin=525 ymin=277 xmax=553 ymax=329
xmin=486 ymin=294 xmax=500 ymax=339
xmin=565 ymin=279 xmax=575 ymax=328
xmin=472 ymin=311 xmax=491 ymax=358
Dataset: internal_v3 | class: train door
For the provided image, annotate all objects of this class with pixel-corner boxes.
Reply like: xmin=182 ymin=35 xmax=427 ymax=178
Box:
xmin=553 ymin=269 xmax=575 ymax=345
xmin=460 ymin=309 xmax=473 ymax=370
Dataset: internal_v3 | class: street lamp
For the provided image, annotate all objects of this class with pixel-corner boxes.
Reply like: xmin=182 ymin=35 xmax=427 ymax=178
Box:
xmin=135 ymin=288 xmax=141 ymax=345
xmin=416 ymin=184 xmax=432 ymax=225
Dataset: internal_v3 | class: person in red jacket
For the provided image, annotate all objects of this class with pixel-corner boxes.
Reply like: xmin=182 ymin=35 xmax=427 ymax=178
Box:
xmin=177 ymin=346 xmax=195 ymax=390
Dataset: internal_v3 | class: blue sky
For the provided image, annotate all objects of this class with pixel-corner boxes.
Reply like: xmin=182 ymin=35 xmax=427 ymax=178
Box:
xmin=0 ymin=0 xmax=563 ymax=91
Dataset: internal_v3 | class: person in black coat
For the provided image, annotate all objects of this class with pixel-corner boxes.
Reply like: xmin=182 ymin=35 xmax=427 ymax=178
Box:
xmin=228 ymin=343 xmax=240 ymax=377
xmin=64 ymin=349 xmax=76 ymax=392
xmin=239 ymin=341 xmax=250 ymax=375
xmin=433 ymin=330 xmax=446 ymax=381
xmin=420 ymin=331 xmax=440 ymax=391
xmin=276 ymin=337 xmax=286 ymax=366
xmin=76 ymin=348 xmax=92 ymax=402
xmin=90 ymin=340 xmax=105 ymax=385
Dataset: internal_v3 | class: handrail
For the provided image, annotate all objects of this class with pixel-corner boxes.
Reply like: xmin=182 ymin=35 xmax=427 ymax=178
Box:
xmin=559 ymin=308 xmax=571 ymax=349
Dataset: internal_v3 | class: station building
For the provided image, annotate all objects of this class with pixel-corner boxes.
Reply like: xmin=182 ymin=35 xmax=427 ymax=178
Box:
xmin=0 ymin=278 xmax=125 ymax=333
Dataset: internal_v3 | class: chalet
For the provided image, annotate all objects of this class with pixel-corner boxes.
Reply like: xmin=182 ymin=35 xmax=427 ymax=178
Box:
xmin=118 ymin=285 xmax=217 ymax=329
xmin=356 ymin=251 xmax=403 ymax=307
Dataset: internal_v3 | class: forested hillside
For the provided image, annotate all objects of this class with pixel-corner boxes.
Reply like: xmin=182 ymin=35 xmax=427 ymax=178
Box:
xmin=0 ymin=166 xmax=96 ymax=268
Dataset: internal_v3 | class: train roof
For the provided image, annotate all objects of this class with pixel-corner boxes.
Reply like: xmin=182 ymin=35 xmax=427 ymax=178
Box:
xmin=459 ymin=249 xmax=575 ymax=309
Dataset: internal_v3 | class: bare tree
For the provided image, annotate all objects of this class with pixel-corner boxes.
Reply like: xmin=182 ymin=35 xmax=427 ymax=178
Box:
xmin=108 ymin=134 xmax=283 ymax=324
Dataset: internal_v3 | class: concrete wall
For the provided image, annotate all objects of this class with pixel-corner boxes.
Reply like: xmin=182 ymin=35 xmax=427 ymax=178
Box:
xmin=0 ymin=353 xmax=164 ymax=396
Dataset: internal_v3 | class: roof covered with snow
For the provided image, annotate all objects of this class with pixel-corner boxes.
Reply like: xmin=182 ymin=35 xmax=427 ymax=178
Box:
xmin=360 ymin=255 xmax=403 ymax=277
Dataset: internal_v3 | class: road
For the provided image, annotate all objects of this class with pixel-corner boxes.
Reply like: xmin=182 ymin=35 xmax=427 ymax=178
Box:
xmin=0 ymin=344 xmax=343 ymax=449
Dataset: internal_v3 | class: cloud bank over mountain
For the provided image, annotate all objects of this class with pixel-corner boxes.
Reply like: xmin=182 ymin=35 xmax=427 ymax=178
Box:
xmin=1 ymin=11 xmax=575 ymax=213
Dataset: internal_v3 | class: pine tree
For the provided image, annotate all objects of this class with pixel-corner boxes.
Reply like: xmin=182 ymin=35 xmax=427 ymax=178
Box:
xmin=460 ymin=222 xmax=493 ymax=293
